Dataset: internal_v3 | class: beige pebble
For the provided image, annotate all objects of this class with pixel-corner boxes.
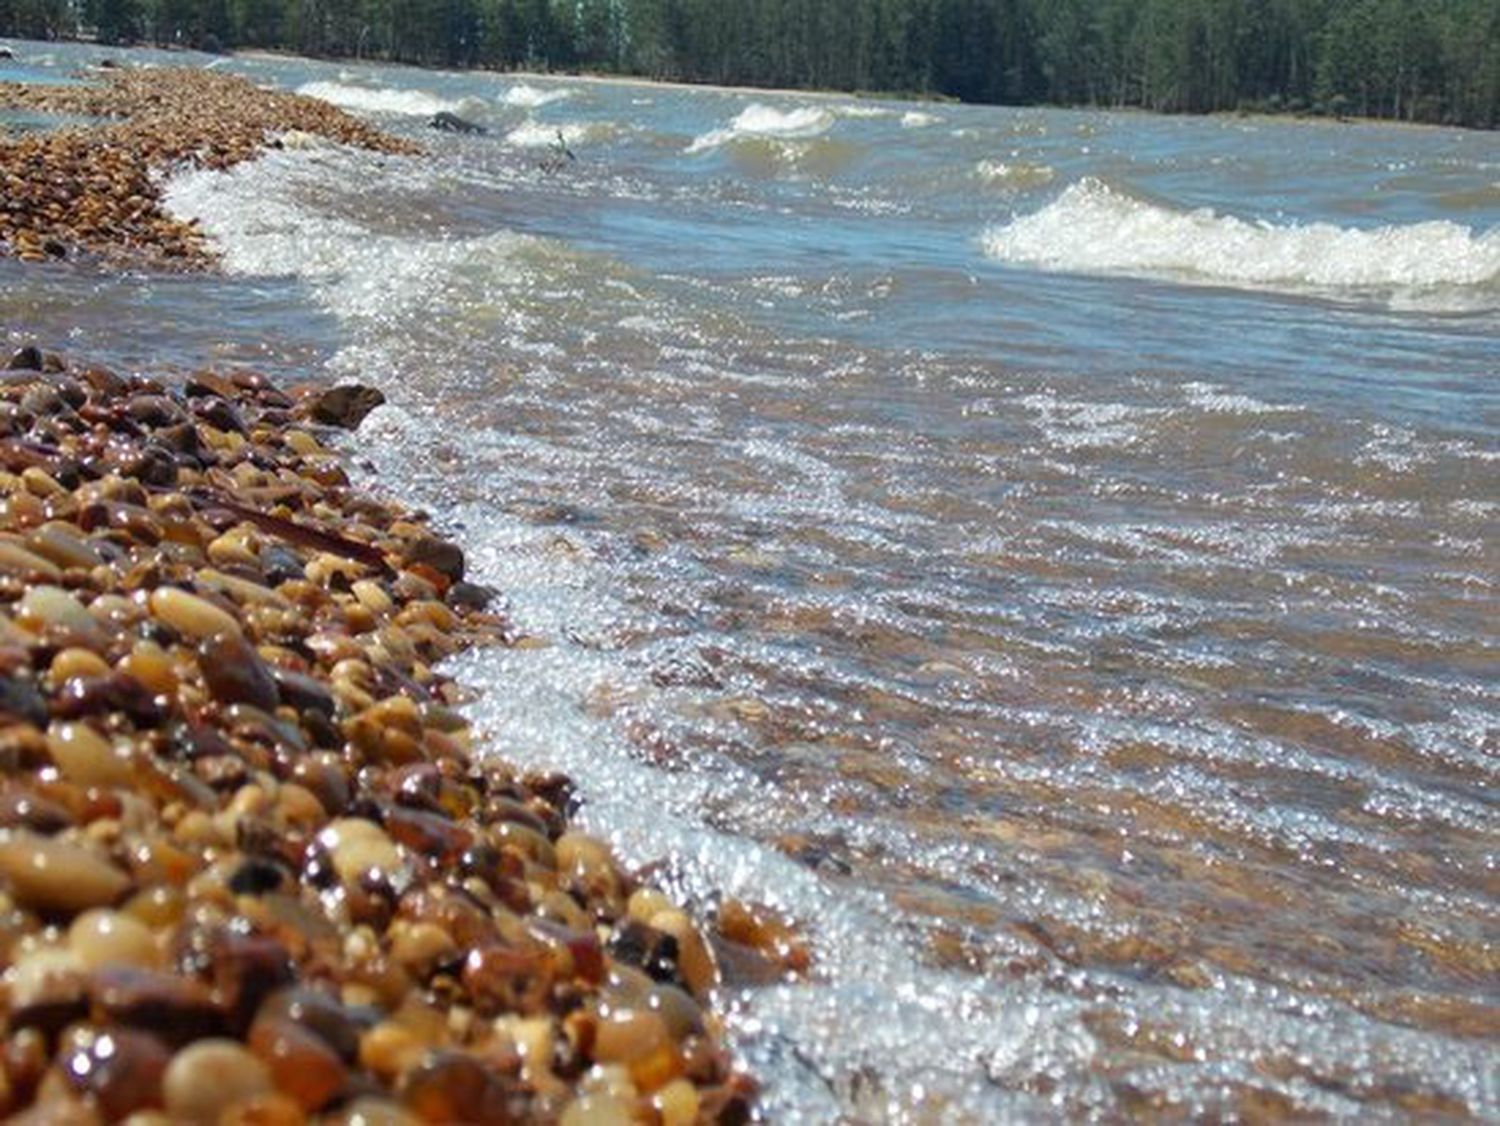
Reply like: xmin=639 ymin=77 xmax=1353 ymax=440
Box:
xmin=357 ymin=1021 xmax=424 ymax=1082
xmin=318 ymin=818 xmax=401 ymax=884
xmin=16 ymin=584 xmax=105 ymax=646
xmin=149 ymin=586 xmax=242 ymax=640
xmin=388 ymin=920 xmax=457 ymax=977
xmin=282 ymin=429 xmax=325 ymax=456
xmin=207 ymin=529 xmax=260 ymax=568
xmin=163 ymin=1039 xmax=273 ymax=1123
xmin=627 ymin=888 xmax=674 ymax=924
xmin=652 ymin=1078 xmax=701 ymax=1126
xmin=556 ymin=832 xmax=618 ymax=882
xmin=0 ymin=540 xmax=62 ymax=579
xmin=496 ymin=1015 xmax=555 ymax=1074
xmin=562 ymin=1091 xmax=636 ymax=1125
xmin=8 ymin=946 xmax=85 ymax=1009
xmin=29 ymin=522 xmax=105 ymax=569
xmin=20 ymin=467 xmax=65 ymax=498
xmin=0 ymin=831 xmax=131 ymax=913
xmin=350 ymin=579 xmax=393 ymax=615
xmin=47 ymin=721 xmax=135 ymax=788
xmin=67 ymin=907 xmax=159 ymax=969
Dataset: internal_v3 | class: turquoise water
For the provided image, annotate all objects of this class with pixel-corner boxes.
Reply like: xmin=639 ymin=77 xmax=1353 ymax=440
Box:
xmin=3 ymin=37 xmax=1499 ymax=1121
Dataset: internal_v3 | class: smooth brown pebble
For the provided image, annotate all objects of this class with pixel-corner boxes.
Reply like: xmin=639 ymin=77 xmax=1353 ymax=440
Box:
xmin=0 ymin=831 xmax=131 ymax=913
xmin=163 ymin=1039 xmax=272 ymax=1123
xmin=149 ymin=587 xmax=242 ymax=641
xmin=68 ymin=908 xmax=158 ymax=970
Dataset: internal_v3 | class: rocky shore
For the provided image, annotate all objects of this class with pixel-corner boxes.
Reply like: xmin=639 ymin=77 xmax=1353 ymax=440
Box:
xmin=0 ymin=63 xmax=776 ymax=1124
xmin=0 ymin=66 xmax=416 ymax=267
xmin=0 ymin=345 xmax=758 ymax=1122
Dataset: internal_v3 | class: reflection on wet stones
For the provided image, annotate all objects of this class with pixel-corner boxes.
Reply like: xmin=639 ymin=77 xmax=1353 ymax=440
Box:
xmin=0 ymin=344 xmax=749 ymax=1121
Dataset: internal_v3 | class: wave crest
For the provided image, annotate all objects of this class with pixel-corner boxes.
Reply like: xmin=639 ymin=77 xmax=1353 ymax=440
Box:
xmin=687 ymin=103 xmax=834 ymax=153
xmin=505 ymin=120 xmax=606 ymax=148
xmin=983 ymin=177 xmax=1500 ymax=305
xmin=501 ymin=83 xmax=573 ymax=108
xmin=296 ymin=79 xmax=461 ymax=118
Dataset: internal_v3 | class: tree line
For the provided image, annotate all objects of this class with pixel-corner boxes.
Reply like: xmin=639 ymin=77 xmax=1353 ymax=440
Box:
xmin=4 ymin=0 xmax=1497 ymax=128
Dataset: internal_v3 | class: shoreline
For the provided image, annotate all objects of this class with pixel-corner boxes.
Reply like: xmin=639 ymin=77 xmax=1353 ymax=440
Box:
xmin=190 ymin=45 xmax=1494 ymax=133
xmin=6 ymin=36 xmax=1484 ymax=133
xmin=0 ymin=65 xmax=769 ymax=1120
xmin=0 ymin=66 xmax=417 ymax=267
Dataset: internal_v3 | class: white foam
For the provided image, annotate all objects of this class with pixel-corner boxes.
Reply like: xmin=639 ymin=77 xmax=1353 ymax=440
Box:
xmin=836 ymin=103 xmax=893 ymax=119
xmin=501 ymin=82 xmax=573 ymax=108
xmin=900 ymin=110 xmax=938 ymax=128
xmin=161 ymin=149 xmax=542 ymax=328
xmin=504 ymin=119 xmax=600 ymax=148
xmin=983 ymin=177 xmax=1500 ymax=305
xmin=296 ymin=79 xmax=461 ymax=118
xmin=687 ymin=103 xmax=834 ymax=153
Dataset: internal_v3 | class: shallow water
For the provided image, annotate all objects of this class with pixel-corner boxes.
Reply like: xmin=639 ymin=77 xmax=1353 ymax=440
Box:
xmin=4 ymin=37 xmax=1499 ymax=1121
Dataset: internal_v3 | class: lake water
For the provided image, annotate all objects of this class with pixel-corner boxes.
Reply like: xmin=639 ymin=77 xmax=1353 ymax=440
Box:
xmin=3 ymin=38 xmax=1498 ymax=1121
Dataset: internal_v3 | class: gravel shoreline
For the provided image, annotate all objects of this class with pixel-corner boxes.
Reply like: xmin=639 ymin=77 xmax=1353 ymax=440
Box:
xmin=1 ymin=66 xmax=415 ymax=267
xmin=0 ymin=65 xmax=771 ymax=1123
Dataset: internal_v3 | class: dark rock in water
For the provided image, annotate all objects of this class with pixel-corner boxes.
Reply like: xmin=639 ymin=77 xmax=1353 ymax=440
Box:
xmin=429 ymin=111 xmax=487 ymax=136
xmin=0 ymin=48 xmax=14 ymax=60
xmin=448 ymin=579 xmax=497 ymax=611
xmin=7 ymin=346 xmax=43 ymax=372
xmin=402 ymin=535 xmax=465 ymax=583
xmin=302 ymin=384 xmax=386 ymax=430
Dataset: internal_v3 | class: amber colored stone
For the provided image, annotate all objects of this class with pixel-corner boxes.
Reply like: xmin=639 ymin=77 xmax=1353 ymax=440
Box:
xmin=200 ymin=633 xmax=280 ymax=711
xmin=384 ymin=805 xmax=473 ymax=865
xmin=208 ymin=931 xmax=295 ymax=1033
xmin=400 ymin=1051 xmax=526 ymax=1125
xmin=249 ymin=1015 xmax=348 ymax=1111
xmin=461 ymin=943 xmax=554 ymax=1017
xmin=255 ymin=988 xmax=370 ymax=1065
xmin=530 ymin=920 xmax=605 ymax=986
xmin=398 ymin=886 xmax=496 ymax=949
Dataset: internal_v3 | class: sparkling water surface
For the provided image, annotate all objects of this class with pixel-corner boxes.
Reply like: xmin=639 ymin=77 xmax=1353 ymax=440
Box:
xmin=3 ymin=38 xmax=1498 ymax=1121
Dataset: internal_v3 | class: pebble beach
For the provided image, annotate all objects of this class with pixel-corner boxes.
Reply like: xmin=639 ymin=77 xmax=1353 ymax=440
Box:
xmin=5 ymin=39 xmax=1495 ymax=1123
xmin=0 ymin=65 xmax=763 ymax=1123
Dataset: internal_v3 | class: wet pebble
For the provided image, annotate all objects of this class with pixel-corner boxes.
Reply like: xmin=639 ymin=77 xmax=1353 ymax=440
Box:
xmin=162 ymin=1038 xmax=273 ymax=1123
xmin=0 ymin=831 xmax=131 ymax=913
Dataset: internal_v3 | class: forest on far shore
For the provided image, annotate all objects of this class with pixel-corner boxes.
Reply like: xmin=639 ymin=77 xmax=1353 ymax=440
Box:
xmin=4 ymin=0 xmax=1498 ymax=128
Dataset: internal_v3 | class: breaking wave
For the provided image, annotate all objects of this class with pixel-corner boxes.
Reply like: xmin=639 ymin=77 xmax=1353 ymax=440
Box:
xmin=501 ymin=82 xmax=573 ymax=108
xmin=983 ymin=177 xmax=1500 ymax=305
xmin=504 ymin=119 xmax=606 ymax=148
xmin=296 ymin=79 xmax=462 ymax=118
xmin=686 ymin=103 xmax=834 ymax=153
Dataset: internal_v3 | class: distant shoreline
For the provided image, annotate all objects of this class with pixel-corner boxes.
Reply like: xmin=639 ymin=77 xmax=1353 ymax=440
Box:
xmin=7 ymin=36 xmax=1491 ymax=134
